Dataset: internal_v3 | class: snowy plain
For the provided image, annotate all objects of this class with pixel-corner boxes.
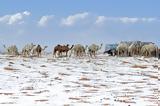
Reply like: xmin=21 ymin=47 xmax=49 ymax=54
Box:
xmin=0 ymin=54 xmax=159 ymax=106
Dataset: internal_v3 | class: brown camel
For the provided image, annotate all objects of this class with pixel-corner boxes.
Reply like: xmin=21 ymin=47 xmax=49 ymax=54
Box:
xmin=36 ymin=45 xmax=42 ymax=57
xmin=53 ymin=44 xmax=74 ymax=57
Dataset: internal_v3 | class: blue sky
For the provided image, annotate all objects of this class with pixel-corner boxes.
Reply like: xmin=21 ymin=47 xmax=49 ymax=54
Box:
xmin=0 ymin=0 xmax=160 ymax=50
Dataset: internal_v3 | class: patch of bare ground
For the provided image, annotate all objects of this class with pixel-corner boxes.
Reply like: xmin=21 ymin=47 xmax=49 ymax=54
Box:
xmin=147 ymin=83 xmax=157 ymax=85
xmin=26 ymin=65 xmax=31 ymax=68
xmin=69 ymin=97 xmax=81 ymax=100
xmin=21 ymin=86 xmax=34 ymax=90
xmin=78 ymin=100 xmax=91 ymax=103
xmin=84 ymin=88 xmax=99 ymax=93
xmin=20 ymin=64 xmax=31 ymax=68
xmin=34 ymin=90 xmax=49 ymax=94
xmin=121 ymin=61 xmax=132 ymax=64
xmin=23 ymin=59 xmax=29 ymax=62
xmin=79 ymin=76 xmax=90 ymax=81
xmin=4 ymin=67 xmax=19 ymax=71
xmin=152 ymin=65 xmax=158 ymax=68
xmin=63 ymin=104 xmax=70 ymax=106
xmin=99 ymin=84 xmax=108 ymax=88
xmin=63 ymin=85 xmax=71 ymax=88
xmin=10 ymin=96 xmax=19 ymax=99
xmin=35 ymin=99 xmax=48 ymax=102
xmin=0 ymin=92 xmax=14 ymax=95
xmin=0 ymin=102 xmax=16 ymax=104
xmin=59 ymin=72 xmax=70 ymax=76
xmin=6 ymin=58 xmax=14 ymax=60
xmin=20 ymin=63 xmax=25 ymax=66
xmin=114 ymin=98 xmax=136 ymax=104
xmin=70 ymin=81 xmax=81 ymax=85
xmin=82 ymin=83 xmax=99 ymax=88
xmin=119 ymin=80 xmax=146 ymax=84
xmin=64 ymin=90 xmax=71 ymax=93
xmin=102 ymin=103 xmax=110 ymax=106
xmin=54 ymin=76 xmax=62 ymax=80
xmin=40 ymin=65 xmax=47 ymax=67
xmin=21 ymin=91 xmax=28 ymax=94
xmin=134 ymin=80 xmax=146 ymax=83
xmin=135 ymin=86 xmax=145 ymax=89
xmin=140 ymin=95 xmax=157 ymax=100
xmin=80 ymin=95 xmax=92 ymax=98
xmin=47 ymin=58 xmax=57 ymax=62
xmin=25 ymin=94 xmax=36 ymax=96
xmin=39 ymin=72 xmax=49 ymax=78
xmin=66 ymin=67 xmax=72 ymax=70
xmin=131 ymin=65 xmax=148 ymax=69
xmin=9 ymin=62 xmax=14 ymax=64
xmin=94 ymin=62 xmax=104 ymax=65
xmin=142 ymin=74 xmax=158 ymax=79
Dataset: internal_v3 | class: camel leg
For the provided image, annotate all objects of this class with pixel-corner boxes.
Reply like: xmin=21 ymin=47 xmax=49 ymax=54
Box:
xmin=53 ymin=51 xmax=55 ymax=58
xmin=89 ymin=52 xmax=92 ymax=58
xmin=66 ymin=52 xmax=68 ymax=57
xmin=93 ymin=52 xmax=95 ymax=58
xmin=118 ymin=50 xmax=120 ymax=56
xmin=58 ymin=51 xmax=60 ymax=57
xmin=38 ymin=53 xmax=40 ymax=57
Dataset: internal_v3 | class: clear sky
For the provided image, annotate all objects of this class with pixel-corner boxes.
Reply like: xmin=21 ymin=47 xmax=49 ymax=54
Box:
xmin=0 ymin=0 xmax=159 ymax=50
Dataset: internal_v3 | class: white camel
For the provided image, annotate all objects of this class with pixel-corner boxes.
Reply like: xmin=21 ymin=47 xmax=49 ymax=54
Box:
xmin=116 ymin=42 xmax=130 ymax=56
xmin=88 ymin=43 xmax=103 ymax=57
xmin=141 ymin=43 xmax=158 ymax=57
xmin=3 ymin=45 xmax=19 ymax=56
xmin=22 ymin=43 xmax=36 ymax=57
xmin=128 ymin=41 xmax=142 ymax=56
xmin=72 ymin=44 xmax=88 ymax=57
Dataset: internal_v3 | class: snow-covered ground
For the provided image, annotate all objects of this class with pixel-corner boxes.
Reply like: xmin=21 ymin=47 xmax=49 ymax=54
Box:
xmin=0 ymin=54 xmax=159 ymax=106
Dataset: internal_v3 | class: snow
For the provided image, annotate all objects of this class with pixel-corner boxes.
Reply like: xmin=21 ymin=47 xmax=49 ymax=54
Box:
xmin=0 ymin=54 xmax=159 ymax=106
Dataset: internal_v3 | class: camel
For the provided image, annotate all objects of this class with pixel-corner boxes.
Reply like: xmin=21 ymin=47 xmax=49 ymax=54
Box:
xmin=41 ymin=46 xmax=48 ymax=55
xmin=72 ymin=44 xmax=88 ymax=57
xmin=104 ymin=49 xmax=117 ymax=56
xmin=22 ymin=43 xmax=36 ymax=57
xmin=128 ymin=41 xmax=142 ymax=56
xmin=88 ymin=43 xmax=103 ymax=58
xmin=104 ymin=44 xmax=118 ymax=56
xmin=116 ymin=42 xmax=130 ymax=56
xmin=158 ymin=48 xmax=160 ymax=59
xmin=35 ymin=45 xmax=42 ymax=57
xmin=3 ymin=45 xmax=19 ymax=56
xmin=53 ymin=44 xmax=74 ymax=57
xmin=32 ymin=45 xmax=48 ymax=57
xmin=141 ymin=43 xmax=158 ymax=57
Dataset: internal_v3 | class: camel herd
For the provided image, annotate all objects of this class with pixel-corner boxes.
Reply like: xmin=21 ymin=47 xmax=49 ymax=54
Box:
xmin=3 ymin=43 xmax=48 ymax=57
xmin=106 ymin=41 xmax=159 ymax=58
xmin=1 ymin=41 xmax=160 ymax=59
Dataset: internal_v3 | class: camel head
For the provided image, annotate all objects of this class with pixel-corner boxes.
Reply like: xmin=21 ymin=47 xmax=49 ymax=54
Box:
xmin=99 ymin=43 xmax=103 ymax=50
xmin=31 ymin=43 xmax=36 ymax=48
xmin=33 ymin=45 xmax=36 ymax=48
xmin=31 ymin=44 xmax=36 ymax=50
xmin=66 ymin=44 xmax=69 ymax=47
xmin=3 ymin=45 xmax=6 ymax=48
xmin=100 ymin=43 xmax=103 ymax=47
xmin=85 ymin=45 xmax=88 ymax=49
xmin=70 ymin=45 xmax=74 ymax=50
xmin=44 ymin=46 xmax=48 ymax=50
